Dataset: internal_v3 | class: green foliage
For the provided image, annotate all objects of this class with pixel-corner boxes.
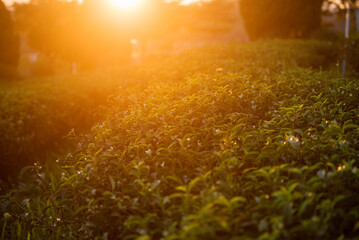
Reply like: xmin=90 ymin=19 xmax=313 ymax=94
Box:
xmin=0 ymin=67 xmax=149 ymax=179
xmin=0 ymin=0 xmax=19 ymax=78
xmin=240 ymin=0 xmax=324 ymax=40
xmin=1 ymin=40 xmax=359 ymax=239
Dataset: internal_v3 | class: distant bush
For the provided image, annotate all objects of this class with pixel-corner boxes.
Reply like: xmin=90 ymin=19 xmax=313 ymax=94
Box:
xmin=0 ymin=68 xmax=147 ymax=179
xmin=311 ymin=28 xmax=341 ymax=42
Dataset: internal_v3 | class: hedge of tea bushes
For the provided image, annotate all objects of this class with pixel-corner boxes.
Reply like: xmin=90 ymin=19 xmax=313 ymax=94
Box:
xmin=0 ymin=68 xmax=153 ymax=179
xmin=2 ymin=40 xmax=359 ymax=239
xmin=0 ymin=40 xmax=338 ymax=180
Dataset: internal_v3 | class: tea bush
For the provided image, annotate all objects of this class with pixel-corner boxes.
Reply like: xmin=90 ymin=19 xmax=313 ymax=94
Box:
xmin=1 ymin=40 xmax=358 ymax=239
xmin=0 ymin=68 xmax=149 ymax=179
xmin=0 ymin=40 xmax=338 ymax=180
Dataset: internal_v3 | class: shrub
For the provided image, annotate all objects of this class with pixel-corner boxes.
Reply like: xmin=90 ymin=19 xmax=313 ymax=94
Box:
xmin=0 ymin=68 xmax=147 ymax=179
xmin=2 ymin=40 xmax=358 ymax=240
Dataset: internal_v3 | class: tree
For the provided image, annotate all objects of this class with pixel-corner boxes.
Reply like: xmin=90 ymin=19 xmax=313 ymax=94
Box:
xmin=0 ymin=0 xmax=19 ymax=78
xmin=325 ymin=0 xmax=358 ymax=8
xmin=14 ymin=0 xmax=81 ymax=70
xmin=240 ymin=0 xmax=324 ymax=40
xmin=13 ymin=0 xmax=132 ymax=71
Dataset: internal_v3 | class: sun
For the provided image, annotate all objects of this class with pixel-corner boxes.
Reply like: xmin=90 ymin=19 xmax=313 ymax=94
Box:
xmin=108 ymin=0 xmax=142 ymax=11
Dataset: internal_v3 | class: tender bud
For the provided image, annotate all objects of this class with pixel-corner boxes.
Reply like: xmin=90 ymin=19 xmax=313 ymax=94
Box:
xmin=4 ymin=212 xmax=12 ymax=220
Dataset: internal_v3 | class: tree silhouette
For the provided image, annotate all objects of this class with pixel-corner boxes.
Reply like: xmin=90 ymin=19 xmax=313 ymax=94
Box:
xmin=0 ymin=0 xmax=19 ymax=77
xmin=240 ymin=0 xmax=324 ymax=40
xmin=13 ymin=0 xmax=132 ymax=71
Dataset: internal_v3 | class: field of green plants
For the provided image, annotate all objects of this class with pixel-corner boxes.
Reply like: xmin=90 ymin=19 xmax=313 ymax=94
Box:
xmin=0 ymin=67 xmax=152 ymax=178
xmin=1 ymin=40 xmax=359 ymax=239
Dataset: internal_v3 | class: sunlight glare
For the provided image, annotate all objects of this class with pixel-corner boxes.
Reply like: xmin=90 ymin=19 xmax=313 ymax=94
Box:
xmin=109 ymin=0 xmax=142 ymax=11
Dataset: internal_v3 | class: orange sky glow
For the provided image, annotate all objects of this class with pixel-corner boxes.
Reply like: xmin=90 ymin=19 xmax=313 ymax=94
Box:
xmin=3 ymin=0 xmax=204 ymax=7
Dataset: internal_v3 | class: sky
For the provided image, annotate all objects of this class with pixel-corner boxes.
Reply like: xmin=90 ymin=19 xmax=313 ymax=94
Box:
xmin=3 ymin=0 xmax=203 ymax=7
xmin=3 ymin=0 xmax=28 ymax=7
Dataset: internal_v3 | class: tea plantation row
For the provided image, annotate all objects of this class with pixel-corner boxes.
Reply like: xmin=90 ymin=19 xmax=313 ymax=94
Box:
xmin=0 ymin=67 xmax=151 ymax=178
xmin=0 ymin=40 xmax=339 ymax=179
xmin=1 ymin=41 xmax=359 ymax=239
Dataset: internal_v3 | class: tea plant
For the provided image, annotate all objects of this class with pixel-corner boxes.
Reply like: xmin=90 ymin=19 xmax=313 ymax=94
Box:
xmin=0 ymin=68 xmax=150 ymax=179
xmin=1 ymin=40 xmax=358 ymax=239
